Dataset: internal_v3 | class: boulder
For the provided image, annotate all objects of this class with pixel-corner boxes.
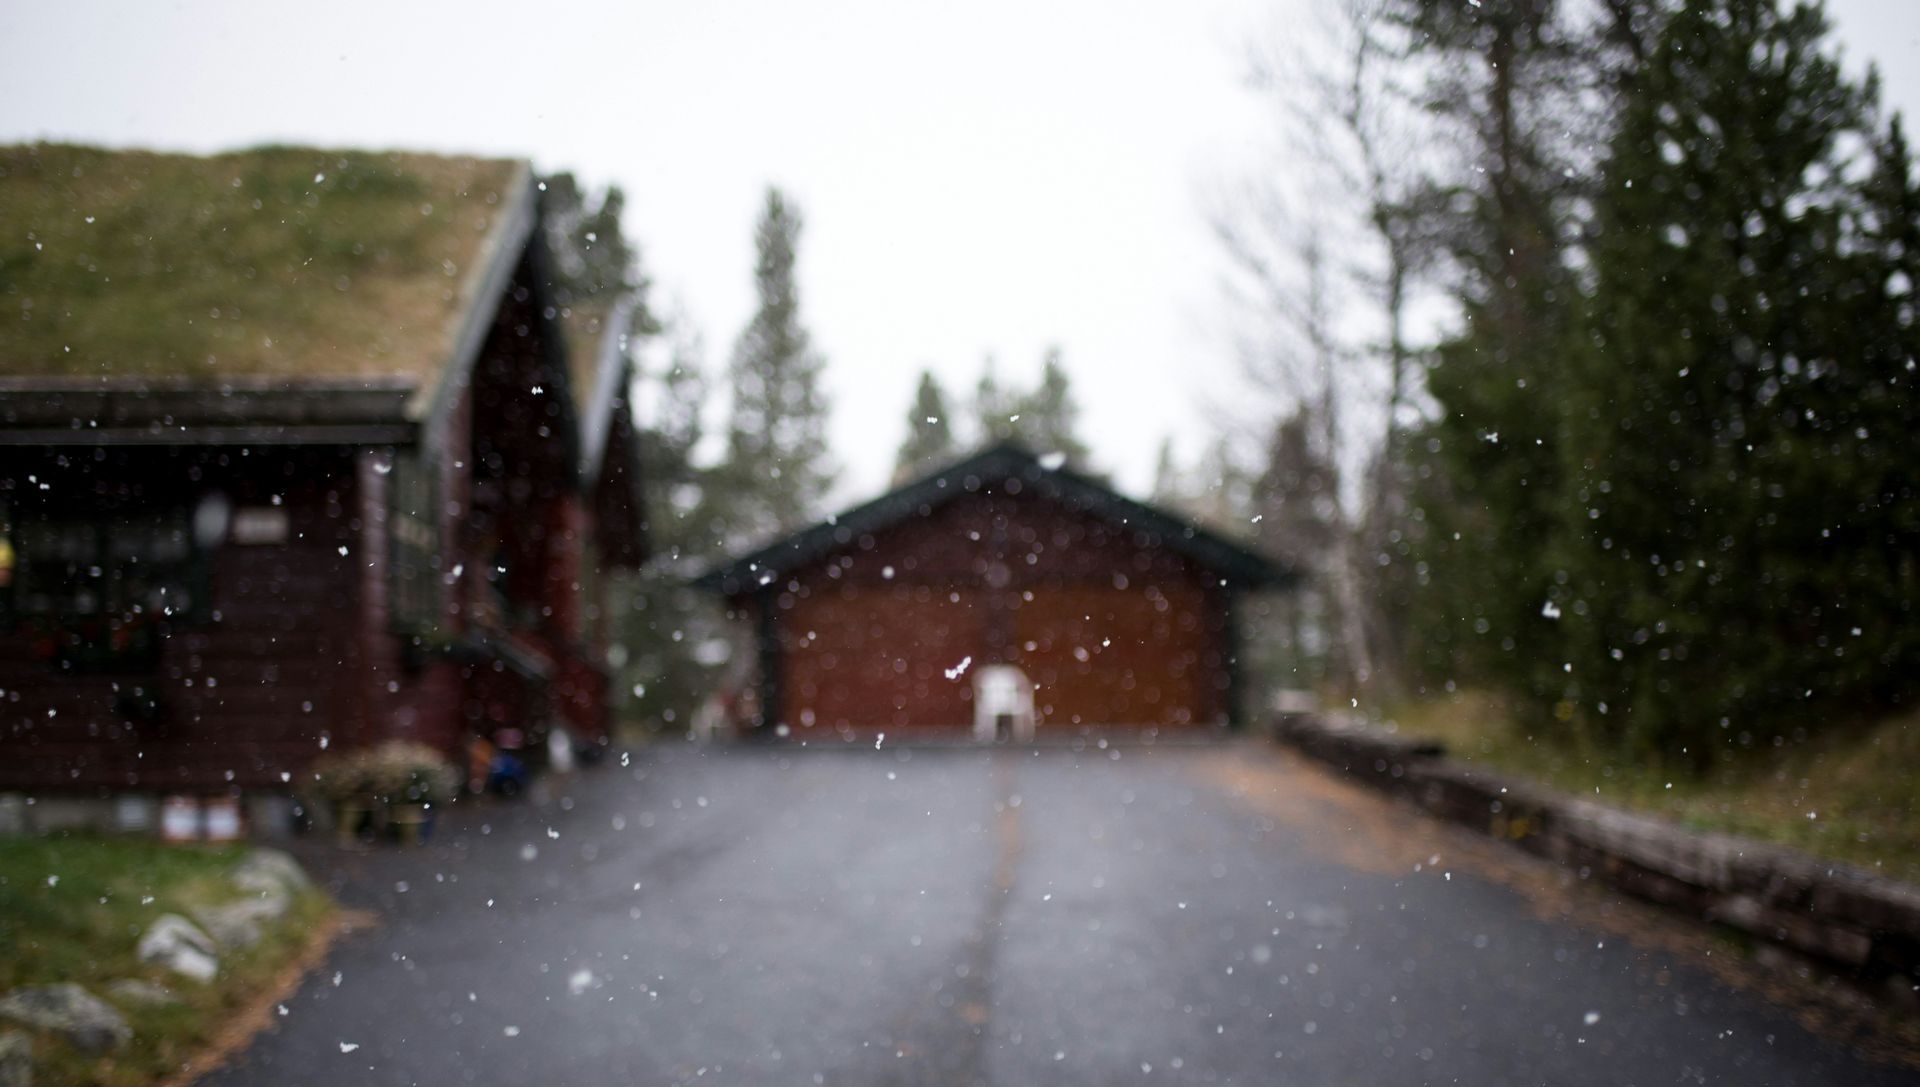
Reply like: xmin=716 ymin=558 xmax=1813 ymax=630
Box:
xmin=224 ymin=878 xmax=294 ymax=920
xmin=191 ymin=903 xmax=264 ymax=948
xmin=104 ymin=980 xmax=177 ymax=1008
xmin=231 ymin=849 xmax=311 ymax=895
xmin=0 ymin=985 xmax=129 ymax=1055
xmin=0 ymin=1031 xmax=29 ymax=1087
xmin=136 ymin=915 xmax=219 ymax=983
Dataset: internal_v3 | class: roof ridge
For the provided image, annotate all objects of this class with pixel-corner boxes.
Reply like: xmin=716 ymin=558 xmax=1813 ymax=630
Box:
xmin=694 ymin=441 xmax=1295 ymax=594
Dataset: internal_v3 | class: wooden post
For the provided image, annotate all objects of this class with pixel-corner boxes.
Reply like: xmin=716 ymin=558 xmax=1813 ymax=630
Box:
xmin=756 ymin=587 xmax=784 ymax=734
xmin=1223 ymin=589 xmax=1244 ymax=731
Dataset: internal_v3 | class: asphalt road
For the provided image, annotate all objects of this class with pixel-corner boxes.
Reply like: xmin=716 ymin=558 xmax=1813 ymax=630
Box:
xmin=205 ymin=743 xmax=1918 ymax=1086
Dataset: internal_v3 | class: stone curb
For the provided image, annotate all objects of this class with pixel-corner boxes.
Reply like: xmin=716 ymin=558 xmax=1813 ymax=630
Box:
xmin=1272 ymin=713 xmax=1920 ymax=983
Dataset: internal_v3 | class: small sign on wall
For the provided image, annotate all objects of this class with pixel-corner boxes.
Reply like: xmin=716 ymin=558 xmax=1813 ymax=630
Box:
xmin=229 ymin=507 xmax=290 ymax=545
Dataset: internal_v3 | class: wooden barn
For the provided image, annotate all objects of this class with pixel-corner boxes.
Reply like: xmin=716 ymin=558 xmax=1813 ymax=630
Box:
xmin=0 ymin=144 xmax=646 ymax=813
xmin=696 ymin=444 xmax=1292 ymax=740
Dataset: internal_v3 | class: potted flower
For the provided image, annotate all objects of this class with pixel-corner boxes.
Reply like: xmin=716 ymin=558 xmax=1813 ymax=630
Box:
xmin=364 ymin=742 xmax=459 ymax=844
xmin=304 ymin=749 xmax=378 ymax=845
xmin=305 ymin=743 xmax=458 ymax=846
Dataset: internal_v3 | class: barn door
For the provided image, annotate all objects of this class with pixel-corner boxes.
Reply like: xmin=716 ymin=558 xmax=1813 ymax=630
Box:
xmin=783 ymin=583 xmax=984 ymax=732
xmin=1012 ymin=585 xmax=1216 ymax=727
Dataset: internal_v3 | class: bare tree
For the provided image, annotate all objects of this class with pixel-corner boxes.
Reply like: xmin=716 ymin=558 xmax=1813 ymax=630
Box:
xmin=1211 ymin=0 xmax=1440 ymax=699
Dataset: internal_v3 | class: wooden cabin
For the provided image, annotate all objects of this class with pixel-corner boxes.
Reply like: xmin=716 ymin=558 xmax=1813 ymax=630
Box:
xmin=695 ymin=444 xmax=1292 ymax=740
xmin=0 ymin=145 xmax=646 ymax=815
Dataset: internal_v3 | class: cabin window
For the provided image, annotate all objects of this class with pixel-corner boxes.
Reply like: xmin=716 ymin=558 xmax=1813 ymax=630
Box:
xmin=389 ymin=453 xmax=444 ymax=634
xmin=9 ymin=511 xmax=197 ymax=619
xmin=4 ymin=502 xmax=204 ymax=670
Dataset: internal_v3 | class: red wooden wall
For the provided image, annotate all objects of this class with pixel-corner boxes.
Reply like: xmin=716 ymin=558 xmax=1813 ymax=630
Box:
xmin=765 ymin=486 xmax=1232 ymax=736
xmin=0 ymin=446 xmax=366 ymax=791
xmin=0 ymin=260 xmax=618 ymax=796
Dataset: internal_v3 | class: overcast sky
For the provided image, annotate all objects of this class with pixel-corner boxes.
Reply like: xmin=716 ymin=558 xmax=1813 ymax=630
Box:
xmin=3 ymin=0 xmax=1915 ymax=501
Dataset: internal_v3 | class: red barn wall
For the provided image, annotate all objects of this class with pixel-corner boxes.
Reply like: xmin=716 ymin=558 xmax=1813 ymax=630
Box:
xmin=767 ymin=485 xmax=1231 ymax=736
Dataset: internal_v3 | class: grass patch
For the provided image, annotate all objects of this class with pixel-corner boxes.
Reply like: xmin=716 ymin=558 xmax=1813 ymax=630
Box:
xmin=0 ymin=834 xmax=334 ymax=1087
xmin=1379 ymin=690 xmax=1920 ymax=885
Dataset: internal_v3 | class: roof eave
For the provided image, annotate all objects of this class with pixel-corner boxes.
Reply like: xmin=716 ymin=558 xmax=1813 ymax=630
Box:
xmin=577 ymin=293 xmax=637 ymax=481
xmin=414 ymin=160 xmax=539 ymax=449
xmin=0 ymin=378 xmax=418 ymax=446
xmin=692 ymin=442 xmax=1297 ymax=595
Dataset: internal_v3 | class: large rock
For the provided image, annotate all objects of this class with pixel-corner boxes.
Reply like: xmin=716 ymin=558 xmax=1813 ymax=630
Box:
xmin=223 ymin=881 xmax=293 ymax=921
xmin=231 ymin=849 xmax=311 ymax=896
xmin=136 ymin=915 xmax=219 ymax=983
xmin=0 ymin=985 xmax=129 ymax=1055
xmin=229 ymin=870 xmax=295 ymax=904
xmin=192 ymin=902 xmax=266 ymax=948
xmin=188 ymin=850 xmax=310 ymax=951
xmin=0 ymin=1031 xmax=29 ymax=1087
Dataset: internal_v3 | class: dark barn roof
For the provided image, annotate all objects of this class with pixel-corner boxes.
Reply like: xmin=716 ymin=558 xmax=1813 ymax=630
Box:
xmin=694 ymin=442 xmax=1297 ymax=597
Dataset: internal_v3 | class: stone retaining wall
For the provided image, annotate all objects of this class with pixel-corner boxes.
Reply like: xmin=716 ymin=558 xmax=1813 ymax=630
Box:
xmin=1273 ymin=713 xmax=1920 ymax=986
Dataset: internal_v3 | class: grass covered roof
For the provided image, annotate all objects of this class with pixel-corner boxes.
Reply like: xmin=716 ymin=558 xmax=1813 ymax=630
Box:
xmin=0 ymin=144 xmax=526 ymax=388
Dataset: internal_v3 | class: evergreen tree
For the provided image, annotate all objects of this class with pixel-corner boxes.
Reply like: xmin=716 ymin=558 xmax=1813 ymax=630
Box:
xmin=537 ymin=172 xmax=706 ymax=734
xmin=1394 ymin=0 xmax=1586 ymax=703
xmin=1557 ymin=0 xmax=1917 ymax=758
xmin=969 ymin=349 xmax=1092 ymax=466
xmin=616 ymin=317 xmax=728 ymax=734
xmin=973 ymin=358 xmax=1018 ymax=443
xmin=540 ymin=173 xmax=660 ymax=337
xmin=894 ymin=370 xmax=956 ymax=481
xmin=711 ymin=188 xmax=834 ymax=543
xmin=1247 ymin=409 xmax=1344 ymax=690
xmin=641 ymin=318 xmax=711 ymax=557
xmin=1253 ymin=410 xmax=1341 ymax=587
xmin=1018 ymin=348 xmax=1091 ymax=465
xmin=1183 ymin=436 xmax=1252 ymax=531
xmin=1150 ymin=436 xmax=1182 ymax=507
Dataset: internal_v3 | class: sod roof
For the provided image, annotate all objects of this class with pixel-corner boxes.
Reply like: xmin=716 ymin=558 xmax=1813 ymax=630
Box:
xmin=0 ymin=143 xmax=527 ymax=391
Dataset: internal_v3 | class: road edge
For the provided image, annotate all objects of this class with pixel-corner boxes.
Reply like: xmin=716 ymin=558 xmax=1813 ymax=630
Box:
xmin=1272 ymin=713 xmax=1920 ymax=1001
xmin=164 ymin=907 xmax=377 ymax=1087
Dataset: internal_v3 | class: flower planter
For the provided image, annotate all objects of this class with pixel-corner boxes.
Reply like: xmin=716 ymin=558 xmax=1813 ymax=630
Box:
xmin=335 ymin=796 xmax=378 ymax=846
xmin=388 ymin=803 xmax=435 ymax=845
xmin=309 ymin=742 xmax=458 ymax=849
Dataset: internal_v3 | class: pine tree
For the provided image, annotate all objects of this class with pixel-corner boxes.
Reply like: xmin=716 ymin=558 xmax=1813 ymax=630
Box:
xmin=712 ymin=188 xmax=834 ymax=543
xmin=641 ymin=318 xmax=710 ymax=558
xmin=973 ymin=358 xmax=1018 ymax=444
xmin=1249 ymin=409 xmax=1344 ymax=689
xmin=1847 ymin=113 xmax=1920 ymax=706
xmin=969 ymin=350 xmax=1091 ymax=465
xmin=1017 ymin=348 xmax=1091 ymax=465
xmin=540 ymin=173 xmax=660 ymax=337
xmin=1559 ymin=0 xmax=1915 ymax=758
xmin=1150 ymin=436 xmax=1182 ymax=507
xmin=617 ymin=317 xmax=727 ymax=734
xmin=1395 ymin=0 xmax=1586 ymax=704
xmin=1254 ymin=410 xmax=1340 ymax=585
xmin=894 ymin=370 xmax=956 ymax=482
